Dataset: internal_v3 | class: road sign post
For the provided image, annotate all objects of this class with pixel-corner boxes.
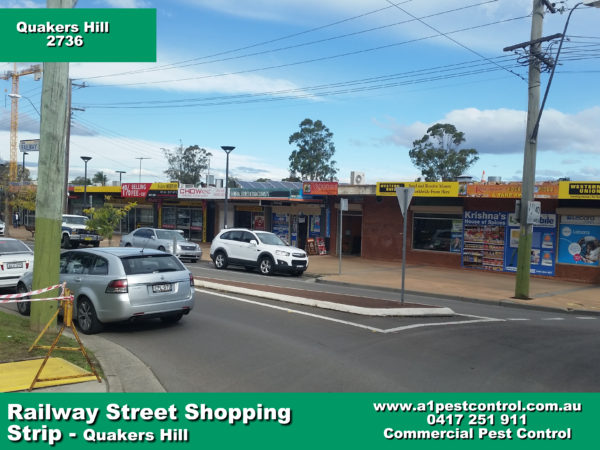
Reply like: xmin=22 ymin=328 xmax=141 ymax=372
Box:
xmin=339 ymin=198 xmax=348 ymax=275
xmin=395 ymin=187 xmax=414 ymax=304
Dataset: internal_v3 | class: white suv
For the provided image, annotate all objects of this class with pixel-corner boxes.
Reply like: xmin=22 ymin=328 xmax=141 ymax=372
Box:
xmin=210 ymin=228 xmax=309 ymax=276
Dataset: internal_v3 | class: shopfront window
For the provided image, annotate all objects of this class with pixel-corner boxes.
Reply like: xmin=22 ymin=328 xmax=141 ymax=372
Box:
xmin=162 ymin=207 xmax=177 ymax=229
xmin=412 ymin=214 xmax=463 ymax=253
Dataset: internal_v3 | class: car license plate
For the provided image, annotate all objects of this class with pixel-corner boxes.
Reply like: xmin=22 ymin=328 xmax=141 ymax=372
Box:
xmin=152 ymin=283 xmax=172 ymax=293
xmin=85 ymin=236 xmax=92 ymax=241
xmin=7 ymin=262 xmax=23 ymax=269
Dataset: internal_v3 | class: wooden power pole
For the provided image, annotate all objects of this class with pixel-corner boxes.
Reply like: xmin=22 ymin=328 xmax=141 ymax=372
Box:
xmin=30 ymin=0 xmax=77 ymax=331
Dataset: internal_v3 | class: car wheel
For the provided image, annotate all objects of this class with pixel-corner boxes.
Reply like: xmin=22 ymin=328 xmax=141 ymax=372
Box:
xmin=158 ymin=246 xmax=166 ymax=252
xmin=161 ymin=313 xmax=183 ymax=324
xmin=76 ymin=297 xmax=103 ymax=334
xmin=16 ymin=282 xmax=31 ymax=316
xmin=70 ymin=241 xmax=80 ymax=249
xmin=61 ymin=234 xmax=70 ymax=249
xmin=259 ymin=256 xmax=274 ymax=276
xmin=191 ymin=259 xmax=198 ymax=263
xmin=214 ymin=251 xmax=228 ymax=269
xmin=124 ymin=243 xmax=132 ymax=247
xmin=93 ymin=241 xmax=100 ymax=247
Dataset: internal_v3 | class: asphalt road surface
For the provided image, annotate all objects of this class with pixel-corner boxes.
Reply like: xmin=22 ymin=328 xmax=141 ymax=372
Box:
xmin=91 ymin=262 xmax=600 ymax=392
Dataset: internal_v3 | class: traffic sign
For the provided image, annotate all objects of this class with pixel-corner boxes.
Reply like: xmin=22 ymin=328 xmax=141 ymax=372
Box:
xmin=395 ymin=187 xmax=414 ymax=217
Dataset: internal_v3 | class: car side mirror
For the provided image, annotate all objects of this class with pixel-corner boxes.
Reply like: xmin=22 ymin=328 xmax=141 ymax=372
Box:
xmin=250 ymin=239 xmax=258 ymax=246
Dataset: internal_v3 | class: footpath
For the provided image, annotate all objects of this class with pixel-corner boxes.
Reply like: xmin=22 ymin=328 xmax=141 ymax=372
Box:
xmin=3 ymin=227 xmax=599 ymax=393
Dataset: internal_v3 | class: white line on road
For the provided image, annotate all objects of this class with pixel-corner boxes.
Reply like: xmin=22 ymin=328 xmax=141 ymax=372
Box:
xmin=197 ymin=289 xmax=503 ymax=334
xmin=575 ymin=316 xmax=597 ymax=320
xmin=506 ymin=318 xmax=531 ymax=321
xmin=542 ymin=318 xmax=565 ymax=321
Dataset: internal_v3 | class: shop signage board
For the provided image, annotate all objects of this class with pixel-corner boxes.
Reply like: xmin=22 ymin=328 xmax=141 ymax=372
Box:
xmin=462 ymin=211 xmax=508 ymax=272
xmin=122 ymin=182 xmax=178 ymax=199
xmin=504 ymin=213 xmax=557 ymax=276
xmin=467 ymin=182 xmax=559 ymax=198
xmin=559 ymin=181 xmax=600 ymax=200
xmin=557 ymin=216 xmax=600 ymax=266
xmin=230 ymin=188 xmax=301 ymax=199
xmin=121 ymin=183 xmax=152 ymax=198
xmin=376 ymin=182 xmax=459 ymax=197
xmin=178 ymin=186 xmax=225 ymax=199
xmin=302 ymin=181 xmax=338 ymax=196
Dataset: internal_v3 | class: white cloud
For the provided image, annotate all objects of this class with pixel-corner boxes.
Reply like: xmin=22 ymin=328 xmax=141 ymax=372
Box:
xmin=379 ymin=106 xmax=600 ymax=155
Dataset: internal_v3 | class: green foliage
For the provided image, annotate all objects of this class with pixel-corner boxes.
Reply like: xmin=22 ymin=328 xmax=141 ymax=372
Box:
xmin=70 ymin=176 xmax=91 ymax=186
xmin=92 ymin=171 xmax=108 ymax=186
xmin=163 ymin=144 xmax=211 ymax=185
xmin=288 ymin=118 xmax=338 ymax=181
xmin=83 ymin=196 xmax=136 ymax=244
xmin=409 ymin=123 xmax=479 ymax=182
xmin=9 ymin=186 xmax=36 ymax=212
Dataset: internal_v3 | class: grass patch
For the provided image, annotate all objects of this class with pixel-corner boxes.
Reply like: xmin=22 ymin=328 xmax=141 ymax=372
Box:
xmin=0 ymin=310 xmax=103 ymax=378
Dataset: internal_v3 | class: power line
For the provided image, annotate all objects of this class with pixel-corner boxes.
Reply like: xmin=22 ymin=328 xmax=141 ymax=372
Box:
xmin=84 ymin=14 xmax=531 ymax=90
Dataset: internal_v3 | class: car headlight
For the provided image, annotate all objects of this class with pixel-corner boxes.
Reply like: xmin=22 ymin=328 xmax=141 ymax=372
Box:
xmin=276 ymin=250 xmax=290 ymax=257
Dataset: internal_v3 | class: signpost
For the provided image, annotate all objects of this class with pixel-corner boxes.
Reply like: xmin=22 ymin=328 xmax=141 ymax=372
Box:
xmin=339 ymin=198 xmax=348 ymax=275
xmin=395 ymin=187 xmax=414 ymax=304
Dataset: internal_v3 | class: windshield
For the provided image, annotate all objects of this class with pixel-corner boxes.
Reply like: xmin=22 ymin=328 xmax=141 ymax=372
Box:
xmin=0 ymin=239 xmax=32 ymax=254
xmin=255 ymin=232 xmax=287 ymax=246
xmin=64 ymin=216 xmax=87 ymax=225
xmin=156 ymin=230 xmax=185 ymax=241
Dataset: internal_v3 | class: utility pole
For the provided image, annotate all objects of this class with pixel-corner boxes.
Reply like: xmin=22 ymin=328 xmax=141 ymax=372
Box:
xmin=30 ymin=0 xmax=76 ymax=331
xmin=63 ymin=80 xmax=85 ymax=213
xmin=514 ymin=0 xmax=545 ymax=299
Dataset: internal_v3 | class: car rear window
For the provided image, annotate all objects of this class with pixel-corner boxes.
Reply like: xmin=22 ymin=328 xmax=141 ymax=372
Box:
xmin=120 ymin=254 xmax=185 ymax=275
xmin=0 ymin=239 xmax=32 ymax=253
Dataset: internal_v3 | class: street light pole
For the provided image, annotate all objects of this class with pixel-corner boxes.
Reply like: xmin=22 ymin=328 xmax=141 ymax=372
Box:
xmin=21 ymin=151 xmax=28 ymax=182
xmin=81 ymin=156 xmax=91 ymax=211
xmin=136 ymin=157 xmax=150 ymax=182
xmin=514 ymin=0 xmax=600 ymax=299
xmin=116 ymin=170 xmax=126 ymax=185
xmin=221 ymin=146 xmax=235 ymax=229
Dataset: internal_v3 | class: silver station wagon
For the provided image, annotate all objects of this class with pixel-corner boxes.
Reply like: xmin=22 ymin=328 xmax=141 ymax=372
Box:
xmin=16 ymin=247 xmax=195 ymax=334
xmin=120 ymin=227 xmax=202 ymax=263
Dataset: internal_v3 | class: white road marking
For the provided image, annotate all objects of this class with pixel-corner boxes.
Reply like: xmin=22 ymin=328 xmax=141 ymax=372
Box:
xmin=506 ymin=318 xmax=530 ymax=321
xmin=542 ymin=318 xmax=565 ymax=321
xmin=197 ymin=289 xmax=503 ymax=334
xmin=575 ymin=316 xmax=597 ymax=320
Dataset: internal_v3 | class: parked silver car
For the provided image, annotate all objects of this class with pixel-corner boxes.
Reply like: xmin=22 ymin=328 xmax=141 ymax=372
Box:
xmin=0 ymin=238 xmax=33 ymax=288
xmin=16 ymin=247 xmax=195 ymax=334
xmin=119 ymin=227 xmax=202 ymax=262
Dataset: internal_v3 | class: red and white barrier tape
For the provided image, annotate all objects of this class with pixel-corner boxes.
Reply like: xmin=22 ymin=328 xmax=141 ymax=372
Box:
xmin=0 ymin=283 xmax=70 ymax=304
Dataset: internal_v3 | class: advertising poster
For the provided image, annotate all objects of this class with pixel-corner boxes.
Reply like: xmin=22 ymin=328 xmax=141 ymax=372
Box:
xmin=558 ymin=216 xmax=600 ymax=266
xmin=504 ymin=214 xmax=557 ymax=276
xmin=450 ymin=219 xmax=463 ymax=253
xmin=462 ymin=211 xmax=507 ymax=271
xmin=271 ymin=213 xmax=290 ymax=243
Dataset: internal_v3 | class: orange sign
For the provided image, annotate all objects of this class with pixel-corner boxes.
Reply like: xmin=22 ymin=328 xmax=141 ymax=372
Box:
xmin=302 ymin=182 xmax=338 ymax=195
xmin=466 ymin=182 xmax=558 ymax=198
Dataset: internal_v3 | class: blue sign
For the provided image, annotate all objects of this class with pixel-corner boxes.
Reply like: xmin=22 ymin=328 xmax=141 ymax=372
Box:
xmin=504 ymin=214 xmax=556 ymax=276
xmin=558 ymin=222 xmax=600 ymax=266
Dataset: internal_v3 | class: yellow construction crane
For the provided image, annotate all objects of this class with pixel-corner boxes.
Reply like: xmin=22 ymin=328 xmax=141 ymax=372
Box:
xmin=1 ymin=63 xmax=42 ymax=181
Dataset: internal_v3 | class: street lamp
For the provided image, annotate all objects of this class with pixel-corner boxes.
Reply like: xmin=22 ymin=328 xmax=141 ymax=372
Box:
xmin=21 ymin=151 xmax=28 ymax=182
xmin=81 ymin=156 xmax=91 ymax=211
xmin=136 ymin=157 xmax=150 ymax=182
xmin=531 ymin=1 xmax=600 ymax=143
xmin=221 ymin=146 xmax=235 ymax=229
xmin=116 ymin=170 xmax=126 ymax=185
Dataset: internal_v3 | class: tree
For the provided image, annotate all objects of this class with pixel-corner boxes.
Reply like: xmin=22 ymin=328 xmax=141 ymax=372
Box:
xmin=409 ymin=123 xmax=479 ymax=182
xmin=162 ymin=144 xmax=211 ymax=185
xmin=92 ymin=171 xmax=108 ymax=186
xmin=83 ymin=196 xmax=136 ymax=245
xmin=288 ymin=118 xmax=338 ymax=181
xmin=70 ymin=176 xmax=91 ymax=186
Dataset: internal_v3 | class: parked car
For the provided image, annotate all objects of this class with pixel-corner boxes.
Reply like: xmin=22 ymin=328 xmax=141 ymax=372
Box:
xmin=15 ymin=247 xmax=195 ymax=334
xmin=119 ymin=227 xmax=202 ymax=262
xmin=210 ymin=228 xmax=309 ymax=276
xmin=0 ymin=219 xmax=5 ymax=235
xmin=0 ymin=238 xmax=33 ymax=288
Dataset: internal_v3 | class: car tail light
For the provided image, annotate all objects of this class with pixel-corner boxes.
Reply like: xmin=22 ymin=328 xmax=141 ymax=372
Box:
xmin=106 ymin=279 xmax=128 ymax=293
xmin=190 ymin=273 xmax=195 ymax=287
xmin=26 ymin=262 xmax=30 ymax=269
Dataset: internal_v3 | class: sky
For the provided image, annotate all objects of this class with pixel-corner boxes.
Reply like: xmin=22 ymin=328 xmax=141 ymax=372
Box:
xmin=1 ymin=0 xmax=599 ymax=186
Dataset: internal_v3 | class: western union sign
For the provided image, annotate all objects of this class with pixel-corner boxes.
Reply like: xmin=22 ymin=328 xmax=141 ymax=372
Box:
xmin=376 ymin=182 xmax=459 ymax=197
xmin=558 ymin=181 xmax=600 ymax=199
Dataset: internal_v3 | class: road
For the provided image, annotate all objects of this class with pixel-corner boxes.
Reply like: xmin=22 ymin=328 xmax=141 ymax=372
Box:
xmin=92 ymin=261 xmax=600 ymax=392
